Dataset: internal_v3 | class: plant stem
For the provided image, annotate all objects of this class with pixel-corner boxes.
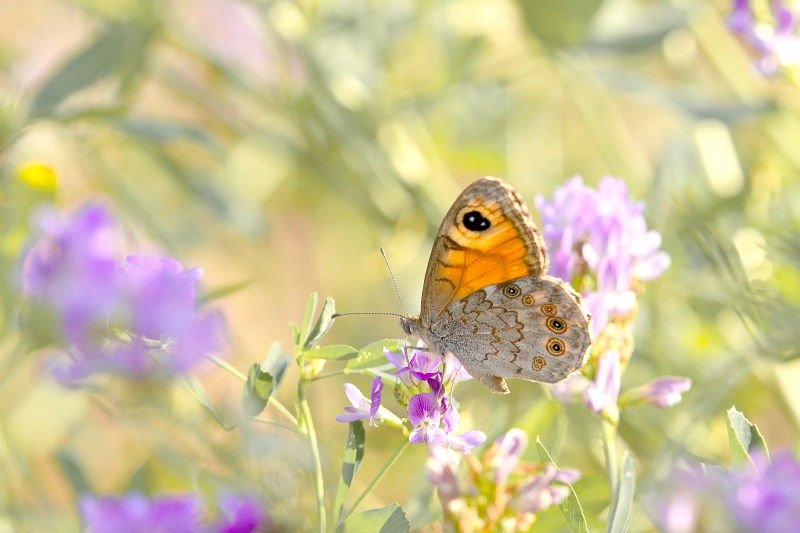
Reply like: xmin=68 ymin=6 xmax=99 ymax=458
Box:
xmin=309 ymin=368 xmax=348 ymax=382
xmin=346 ymin=439 xmax=410 ymax=517
xmin=205 ymin=353 xmax=248 ymax=381
xmin=602 ymin=419 xmax=619 ymax=501
xmin=298 ymin=381 xmax=326 ymax=533
xmin=250 ymin=417 xmax=299 ymax=433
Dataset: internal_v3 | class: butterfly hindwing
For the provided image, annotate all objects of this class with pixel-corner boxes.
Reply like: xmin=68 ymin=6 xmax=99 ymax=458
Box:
xmin=437 ymin=274 xmax=592 ymax=392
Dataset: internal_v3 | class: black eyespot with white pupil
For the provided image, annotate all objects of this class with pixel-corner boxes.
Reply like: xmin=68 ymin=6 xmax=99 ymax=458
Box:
xmin=503 ymin=284 xmax=520 ymax=298
xmin=463 ymin=211 xmax=490 ymax=232
xmin=547 ymin=338 xmax=565 ymax=356
xmin=546 ymin=317 xmax=567 ymax=334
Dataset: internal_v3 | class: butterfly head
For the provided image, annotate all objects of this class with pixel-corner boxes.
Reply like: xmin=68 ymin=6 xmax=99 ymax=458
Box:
xmin=399 ymin=315 xmax=418 ymax=337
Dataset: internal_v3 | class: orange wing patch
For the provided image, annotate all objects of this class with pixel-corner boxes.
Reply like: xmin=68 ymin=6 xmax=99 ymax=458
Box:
xmin=420 ymin=176 xmax=547 ymax=320
xmin=438 ymin=200 xmax=533 ymax=303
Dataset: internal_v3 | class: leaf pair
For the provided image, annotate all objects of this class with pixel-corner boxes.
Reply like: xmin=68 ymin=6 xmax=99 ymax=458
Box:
xmin=241 ymin=342 xmax=291 ymax=417
xmin=292 ymin=293 xmax=336 ymax=354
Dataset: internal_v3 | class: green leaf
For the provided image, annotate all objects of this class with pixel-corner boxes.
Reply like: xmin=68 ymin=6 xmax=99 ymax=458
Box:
xmin=331 ymin=421 xmax=367 ymax=528
xmin=727 ymin=406 xmax=770 ymax=468
xmin=184 ymin=374 xmax=233 ymax=430
xmin=30 ymin=22 xmax=152 ymax=117
xmin=242 ymin=342 xmax=291 ymax=417
xmin=290 ymin=323 xmax=301 ymax=347
xmin=196 ymin=279 xmax=253 ymax=308
xmin=347 ymin=339 xmax=403 ymax=370
xmin=335 ymin=503 xmax=410 ymax=533
xmin=536 ymin=437 xmax=589 ymax=533
xmin=303 ymin=296 xmax=336 ymax=351
xmin=517 ymin=0 xmax=604 ymax=48
xmin=299 ymin=293 xmax=319 ymax=350
xmin=306 ymin=344 xmax=359 ymax=361
xmin=606 ymin=451 xmax=636 ymax=533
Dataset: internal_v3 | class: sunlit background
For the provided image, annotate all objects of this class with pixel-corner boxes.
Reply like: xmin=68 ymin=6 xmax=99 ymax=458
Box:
xmin=2 ymin=0 xmax=800 ymax=530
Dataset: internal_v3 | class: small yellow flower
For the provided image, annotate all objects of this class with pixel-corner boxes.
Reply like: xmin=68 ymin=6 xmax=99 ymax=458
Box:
xmin=19 ymin=163 xmax=57 ymax=190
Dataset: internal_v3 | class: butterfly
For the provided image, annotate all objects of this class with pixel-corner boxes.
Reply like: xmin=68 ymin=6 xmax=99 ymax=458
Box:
xmin=399 ymin=176 xmax=593 ymax=394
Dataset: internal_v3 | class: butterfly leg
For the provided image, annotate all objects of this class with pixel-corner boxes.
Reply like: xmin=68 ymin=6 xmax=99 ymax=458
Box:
xmin=467 ymin=370 xmax=509 ymax=394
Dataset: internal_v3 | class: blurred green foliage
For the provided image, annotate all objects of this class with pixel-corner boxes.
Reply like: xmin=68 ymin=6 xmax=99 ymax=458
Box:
xmin=1 ymin=0 xmax=800 ymax=531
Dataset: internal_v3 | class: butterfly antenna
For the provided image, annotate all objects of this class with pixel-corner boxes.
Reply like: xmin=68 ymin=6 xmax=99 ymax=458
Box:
xmin=381 ymin=247 xmax=409 ymax=316
xmin=331 ymin=311 xmax=405 ymax=319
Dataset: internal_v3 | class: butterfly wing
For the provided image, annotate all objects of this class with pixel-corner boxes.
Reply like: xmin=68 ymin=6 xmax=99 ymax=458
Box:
xmin=437 ymin=274 xmax=592 ymax=393
xmin=420 ymin=177 xmax=548 ymax=322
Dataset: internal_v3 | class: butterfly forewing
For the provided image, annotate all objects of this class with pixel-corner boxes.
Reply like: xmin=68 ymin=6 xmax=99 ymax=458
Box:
xmin=420 ymin=177 xmax=547 ymax=321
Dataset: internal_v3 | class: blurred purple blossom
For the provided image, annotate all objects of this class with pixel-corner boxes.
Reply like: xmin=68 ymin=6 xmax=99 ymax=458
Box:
xmin=729 ymin=449 xmax=800 ymax=532
xmin=22 ymin=203 xmax=227 ymax=383
xmin=213 ymin=494 xmax=269 ymax=533
xmin=728 ymin=0 xmax=800 ymax=75
xmin=425 ymin=444 xmax=461 ymax=507
xmin=486 ymin=428 xmax=528 ymax=486
xmin=510 ymin=464 xmax=580 ymax=514
xmin=550 ymin=374 xmax=591 ymax=405
xmin=335 ymin=381 xmax=402 ymax=427
xmin=81 ymin=492 xmax=269 ymax=533
xmin=80 ymin=492 xmax=203 ymax=533
xmin=23 ymin=204 xmax=123 ymax=348
xmin=535 ymin=176 xmax=670 ymax=336
xmin=622 ymin=376 xmax=692 ymax=408
xmin=582 ymin=350 xmax=621 ymax=419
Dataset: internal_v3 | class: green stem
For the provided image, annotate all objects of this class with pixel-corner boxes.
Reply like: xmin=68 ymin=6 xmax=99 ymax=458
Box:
xmin=298 ymin=380 xmax=326 ymax=533
xmin=206 ymin=353 xmax=297 ymax=426
xmin=345 ymin=439 xmax=410 ymax=518
xmin=602 ymin=419 xmax=619 ymax=501
xmin=309 ymin=368 xmax=348 ymax=382
xmin=206 ymin=353 xmax=247 ymax=381
xmin=250 ymin=417 xmax=299 ymax=433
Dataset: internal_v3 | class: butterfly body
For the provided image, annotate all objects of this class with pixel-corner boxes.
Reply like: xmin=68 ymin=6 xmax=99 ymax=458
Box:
xmin=403 ymin=177 xmax=593 ymax=394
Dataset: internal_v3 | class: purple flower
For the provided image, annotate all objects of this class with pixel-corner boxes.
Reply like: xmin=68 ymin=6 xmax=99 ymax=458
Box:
xmin=425 ymin=444 xmax=460 ymax=507
xmin=728 ymin=0 xmax=800 ymax=75
xmin=212 ymin=494 xmax=269 ymax=533
xmin=510 ymin=464 xmax=580 ymax=513
xmin=384 ymin=347 xmax=414 ymax=386
xmin=550 ymin=374 xmax=591 ymax=405
xmin=336 ymin=380 xmax=402 ymax=427
xmin=23 ymin=204 xmax=124 ymax=348
xmin=440 ymin=401 xmax=486 ymax=462
xmin=405 ymin=352 xmax=441 ymax=381
xmin=441 ymin=354 xmax=472 ymax=386
xmin=487 ymin=429 xmax=529 ymax=485
xmin=729 ymin=449 xmax=800 ymax=533
xmin=536 ymin=177 xmax=670 ymax=337
xmin=80 ymin=492 xmax=203 ymax=533
xmin=408 ymin=393 xmax=446 ymax=445
xmin=22 ymin=203 xmax=227 ymax=383
xmin=621 ymin=376 xmax=692 ymax=408
xmin=582 ymin=351 xmax=620 ymax=420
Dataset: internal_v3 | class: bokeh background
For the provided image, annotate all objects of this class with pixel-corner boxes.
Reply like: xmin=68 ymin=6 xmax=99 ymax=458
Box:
xmin=2 ymin=0 xmax=800 ymax=531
